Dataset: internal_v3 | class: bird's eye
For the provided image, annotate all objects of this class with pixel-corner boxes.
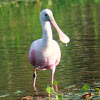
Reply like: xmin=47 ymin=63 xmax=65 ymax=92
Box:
xmin=45 ymin=14 xmax=48 ymax=16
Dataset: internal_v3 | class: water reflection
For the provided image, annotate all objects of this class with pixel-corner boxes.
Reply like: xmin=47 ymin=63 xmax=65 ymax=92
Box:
xmin=0 ymin=1 xmax=100 ymax=99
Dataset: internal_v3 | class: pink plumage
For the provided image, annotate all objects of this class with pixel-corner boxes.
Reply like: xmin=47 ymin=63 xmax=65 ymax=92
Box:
xmin=29 ymin=9 xmax=70 ymax=91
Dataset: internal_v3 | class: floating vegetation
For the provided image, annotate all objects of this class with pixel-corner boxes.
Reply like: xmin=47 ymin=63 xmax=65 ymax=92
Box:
xmin=0 ymin=83 xmax=100 ymax=100
xmin=0 ymin=90 xmax=25 ymax=98
xmin=81 ymin=83 xmax=90 ymax=93
xmin=14 ymin=90 xmax=25 ymax=95
xmin=0 ymin=94 xmax=10 ymax=98
xmin=45 ymin=82 xmax=100 ymax=100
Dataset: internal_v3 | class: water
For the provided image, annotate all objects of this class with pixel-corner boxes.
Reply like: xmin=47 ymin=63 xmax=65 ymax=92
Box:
xmin=0 ymin=1 xmax=100 ymax=100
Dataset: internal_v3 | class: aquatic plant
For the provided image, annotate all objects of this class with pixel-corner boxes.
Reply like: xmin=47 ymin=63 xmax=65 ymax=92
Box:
xmin=81 ymin=83 xmax=90 ymax=93
xmin=46 ymin=86 xmax=54 ymax=100
xmin=45 ymin=82 xmax=100 ymax=100
xmin=46 ymin=81 xmax=63 ymax=100
xmin=81 ymin=83 xmax=100 ymax=99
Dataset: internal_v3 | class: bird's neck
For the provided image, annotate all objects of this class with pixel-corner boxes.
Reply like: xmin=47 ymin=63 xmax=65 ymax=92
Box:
xmin=41 ymin=21 xmax=53 ymax=43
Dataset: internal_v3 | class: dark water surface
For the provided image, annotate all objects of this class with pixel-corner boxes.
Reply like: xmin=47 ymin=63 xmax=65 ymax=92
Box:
xmin=0 ymin=1 xmax=100 ymax=99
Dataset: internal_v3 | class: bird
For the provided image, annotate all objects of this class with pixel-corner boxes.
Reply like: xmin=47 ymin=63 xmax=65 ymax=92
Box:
xmin=29 ymin=9 xmax=70 ymax=91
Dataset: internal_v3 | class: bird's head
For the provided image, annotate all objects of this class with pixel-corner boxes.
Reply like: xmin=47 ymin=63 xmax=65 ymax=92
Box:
xmin=40 ymin=9 xmax=70 ymax=44
xmin=40 ymin=8 xmax=53 ymax=22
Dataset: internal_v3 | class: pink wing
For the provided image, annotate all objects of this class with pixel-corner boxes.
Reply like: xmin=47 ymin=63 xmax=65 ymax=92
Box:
xmin=29 ymin=48 xmax=35 ymax=66
xmin=55 ymin=48 xmax=61 ymax=67
xmin=29 ymin=39 xmax=41 ymax=66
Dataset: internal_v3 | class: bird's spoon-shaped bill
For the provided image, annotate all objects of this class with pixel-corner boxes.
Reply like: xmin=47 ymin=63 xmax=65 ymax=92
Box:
xmin=49 ymin=16 xmax=70 ymax=45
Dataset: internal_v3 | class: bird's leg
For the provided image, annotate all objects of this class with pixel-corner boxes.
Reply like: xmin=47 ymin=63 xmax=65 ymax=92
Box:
xmin=51 ymin=67 xmax=55 ymax=89
xmin=55 ymin=84 xmax=58 ymax=92
xmin=33 ymin=67 xmax=37 ymax=91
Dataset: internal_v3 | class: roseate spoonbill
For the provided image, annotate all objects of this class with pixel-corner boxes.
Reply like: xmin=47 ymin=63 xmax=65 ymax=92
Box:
xmin=29 ymin=9 xmax=70 ymax=91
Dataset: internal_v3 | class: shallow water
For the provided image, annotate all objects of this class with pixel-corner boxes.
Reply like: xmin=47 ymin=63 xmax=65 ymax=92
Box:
xmin=0 ymin=1 xmax=100 ymax=100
